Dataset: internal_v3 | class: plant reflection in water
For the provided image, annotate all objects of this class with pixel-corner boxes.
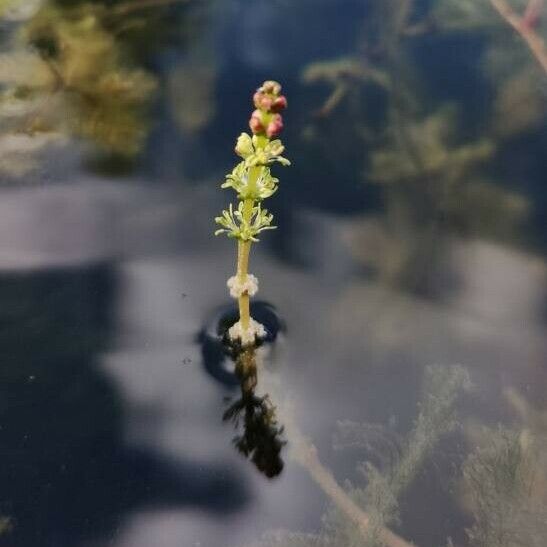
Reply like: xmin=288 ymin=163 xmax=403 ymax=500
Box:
xmin=199 ymin=301 xmax=286 ymax=479
xmin=223 ymin=343 xmax=286 ymax=479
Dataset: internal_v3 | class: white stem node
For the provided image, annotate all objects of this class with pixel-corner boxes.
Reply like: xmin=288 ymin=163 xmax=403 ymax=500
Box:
xmin=228 ymin=318 xmax=266 ymax=346
xmin=227 ymin=274 xmax=259 ymax=298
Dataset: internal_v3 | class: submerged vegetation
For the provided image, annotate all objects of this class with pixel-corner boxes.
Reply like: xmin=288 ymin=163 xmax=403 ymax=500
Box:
xmin=245 ymin=366 xmax=471 ymax=547
xmin=462 ymin=390 xmax=547 ymax=547
xmin=215 ymin=81 xmax=290 ymax=346
xmin=0 ymin=1 xmax=545 ymax=546
xmin=0 ymin=515 xmax=13 ymax=536
xmin=301 ymin=0 xmax=545 ymax=291
xmin=0 ymin=0 xmax=194 ymax=175
xmin=463 ymin=426 xmax=546 ymax=547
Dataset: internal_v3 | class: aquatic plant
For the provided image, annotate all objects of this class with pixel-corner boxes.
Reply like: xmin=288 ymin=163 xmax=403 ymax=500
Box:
xmin=301 ymin=0 xmax=543 ymax=291
xmin=0 ymin=0 xmax=196 ymax=175
xmin=434 ymin=0 xmax=547 ymax=75
xmin=461 ymin=389 xmax=547 ymax=547
xmin=320 ymin=365 xmax=470 ymax=547
xmin=0 ymin=516 xmax=13 ymax=536
xmin=488 ymin=0 xmax=547 ymax=73
xmin=215 ymin=81 xmax=290 ymax=346
xmin=463 ymin=426 xmax=547 ymax=547
xmin=245 ymin=365 xmax=470 ymax=547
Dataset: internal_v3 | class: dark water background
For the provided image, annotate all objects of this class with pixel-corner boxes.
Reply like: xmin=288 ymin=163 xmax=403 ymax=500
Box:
xmin=0 ymin=1 xmax=546 ymax=546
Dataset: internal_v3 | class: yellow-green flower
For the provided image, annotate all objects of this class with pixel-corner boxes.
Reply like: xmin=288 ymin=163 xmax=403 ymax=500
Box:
xmin=233 ymin=132 xmax=290 ymax=167
xmin=215 ymin=202 xmax=276 ymax=242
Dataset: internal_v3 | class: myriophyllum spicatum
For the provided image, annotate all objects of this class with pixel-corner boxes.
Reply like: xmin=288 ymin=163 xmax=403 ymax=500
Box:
xmin=215 ymin=81 xmax=290 ymax=346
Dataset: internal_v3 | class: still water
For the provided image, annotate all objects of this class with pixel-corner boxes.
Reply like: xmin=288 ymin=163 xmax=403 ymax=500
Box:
xmin=0 ymin=1 xmax=546 ymax=547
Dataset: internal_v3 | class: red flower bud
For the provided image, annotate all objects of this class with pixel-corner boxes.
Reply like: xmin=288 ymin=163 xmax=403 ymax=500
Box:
xmin=266 ymin=114 xmax=284 ymax=138
xmin=261 ymin=80 xmax=282 ymax=95
xmin=253 ymin=91 xmax=273 ymax=111
xmin=270 ymin=95 xmax=287 ymax=113
xmin=249 ymin=109 xmax=265 ymax=134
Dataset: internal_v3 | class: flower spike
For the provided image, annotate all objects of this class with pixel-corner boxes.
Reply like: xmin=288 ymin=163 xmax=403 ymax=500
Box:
xmin=214 ymin=81 xmax=290 ymax=346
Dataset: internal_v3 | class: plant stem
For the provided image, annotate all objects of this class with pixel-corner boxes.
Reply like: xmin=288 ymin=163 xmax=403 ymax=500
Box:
xmin=292 ymin=437 xmax=415 ymax=547
xmin=490 ymin=0 xmax=547 ymax=73
xmin=237 ymin=238 xmax=251 ymax=330
xmin=235 ymin=163 xmax=264 ymax=332
xmin=316 ymin=82 xmax=348 ymax=117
